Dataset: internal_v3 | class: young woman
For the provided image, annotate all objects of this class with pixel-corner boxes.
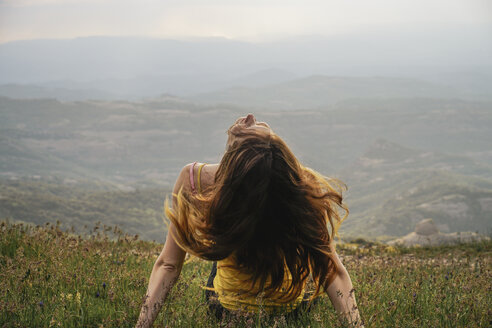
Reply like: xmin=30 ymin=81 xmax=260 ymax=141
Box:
xmin=135 ymin=114 xmax=364 ymax=327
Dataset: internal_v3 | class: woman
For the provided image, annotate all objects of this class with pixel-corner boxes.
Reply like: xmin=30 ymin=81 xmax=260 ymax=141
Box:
xmin=136 ymin=114 xmax=363 ymax=327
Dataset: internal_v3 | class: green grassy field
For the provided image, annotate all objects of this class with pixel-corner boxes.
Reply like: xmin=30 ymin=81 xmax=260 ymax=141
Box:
xmin=0 ymin=222 xmax=490 ymax=327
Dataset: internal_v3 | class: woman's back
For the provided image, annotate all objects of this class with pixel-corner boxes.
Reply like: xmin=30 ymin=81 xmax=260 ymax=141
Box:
xmin=136 ymin=115 xmax=364 ymax=327
xmin=172 ymin=125 xmax=343 ymax=300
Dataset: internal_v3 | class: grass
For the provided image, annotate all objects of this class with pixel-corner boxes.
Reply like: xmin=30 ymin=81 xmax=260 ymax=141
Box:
xmin=0 ymin=222 xmax=491 ymax=327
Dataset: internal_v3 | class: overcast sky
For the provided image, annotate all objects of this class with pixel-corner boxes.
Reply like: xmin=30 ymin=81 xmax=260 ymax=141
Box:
xmin=0 ymin=0 xmax=491 ymax=43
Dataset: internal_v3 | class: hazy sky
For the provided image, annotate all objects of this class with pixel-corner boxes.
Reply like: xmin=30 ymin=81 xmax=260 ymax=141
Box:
xmin=0 ymin=0 xmax=491 ymax=43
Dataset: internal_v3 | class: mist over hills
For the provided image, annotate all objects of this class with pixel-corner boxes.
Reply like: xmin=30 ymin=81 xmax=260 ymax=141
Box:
xmin=0 ymin=69 xmax=300 ymax=102
xmin=0 ymin=33 xmax=491 ymax=100
xmin=0 ymin=84 xmax=119 ymax=101
xmin=192 ymin=76 xmax=470 ymax=109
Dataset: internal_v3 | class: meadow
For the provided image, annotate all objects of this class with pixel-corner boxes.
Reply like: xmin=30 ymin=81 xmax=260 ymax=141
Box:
xmin=0 ymin=222 xmax=490 ymax=327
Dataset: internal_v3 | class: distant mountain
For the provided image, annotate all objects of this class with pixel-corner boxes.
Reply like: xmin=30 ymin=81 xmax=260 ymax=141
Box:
xmin=192 ymin=76 xmax=462 ymax=110
xmin=40 ymin=74 xmax=231 ymax=98
xmin=0 ymin=70 xmax=298 ymax=101
xmin=338 ymin=139 xmax=492 ymax=238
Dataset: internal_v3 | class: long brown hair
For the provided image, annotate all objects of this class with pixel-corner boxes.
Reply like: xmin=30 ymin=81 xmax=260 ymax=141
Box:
xmin=165 ymin=128 xmax=348 ymax=302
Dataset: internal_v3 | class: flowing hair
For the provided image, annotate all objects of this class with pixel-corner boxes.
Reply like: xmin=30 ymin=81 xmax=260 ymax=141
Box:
xmin=165 ymin=128 xmax=348 ymax=302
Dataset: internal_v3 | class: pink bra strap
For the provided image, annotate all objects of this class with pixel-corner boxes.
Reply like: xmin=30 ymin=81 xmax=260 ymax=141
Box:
xmin=189 ymin=162 xmax=197 ymax=193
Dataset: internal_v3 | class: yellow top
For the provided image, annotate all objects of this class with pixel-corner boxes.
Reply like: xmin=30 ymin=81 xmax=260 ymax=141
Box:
xmin=212 ymin=256 xmax=306 ymax=313
xmin=197 ymin=163 xmax=206 ymax=193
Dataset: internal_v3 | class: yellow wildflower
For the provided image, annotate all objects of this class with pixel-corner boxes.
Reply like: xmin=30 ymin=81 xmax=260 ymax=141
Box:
xmin=386 ymin=246 xmax=397 ymax=253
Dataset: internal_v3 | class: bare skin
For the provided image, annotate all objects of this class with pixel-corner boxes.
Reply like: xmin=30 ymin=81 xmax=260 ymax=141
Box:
xmin=135 ymin=114 xmax=364 ymax=328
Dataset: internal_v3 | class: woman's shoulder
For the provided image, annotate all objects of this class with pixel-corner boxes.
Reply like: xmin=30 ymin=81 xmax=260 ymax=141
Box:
xmin=175 ymin=162 xmax=219 ymax=193
xmin=201 ymin=163 xmax=219 ymax=188
xmin=173 ymin=162 xmax=196 ymax=194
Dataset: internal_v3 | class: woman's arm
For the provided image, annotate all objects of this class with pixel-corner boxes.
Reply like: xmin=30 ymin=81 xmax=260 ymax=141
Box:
xmin=135 ymin=166 xmax=189 ymax=328
xmin=325 ymin=242 xmax=364 ymax=328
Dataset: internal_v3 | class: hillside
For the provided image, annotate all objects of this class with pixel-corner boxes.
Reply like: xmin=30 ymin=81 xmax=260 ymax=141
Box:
xmin=0 ymin=178 xmax=169 ymax=242
xmin=1 ymin=222 xmax=490 ymax=327
xmin=338 ymin=139 xmax=492 ymax=238
xmin=0 ymin=135 xmax=100 ymax=180
xmin=2 ymin=140 xmax=491 ymax=241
